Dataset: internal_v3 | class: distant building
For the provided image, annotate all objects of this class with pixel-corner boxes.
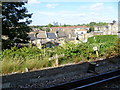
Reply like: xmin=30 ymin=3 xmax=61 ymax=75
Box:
xmin=75 ymin=29 xmax=88 ymax=35
xmin=93 ymin=20 xmax=118 ymax=35
xmin=65 ymin=30 xmax=76 ymax=40
xmin=56 ymin=30 xmax=67 ymax=39
xmin=50 ymin=26 xmax=89 ymax=32
xmin=46 ymin=32 xmax=57 ymax=41
xmin=28 ymin=34 xmax=36 ymax=41
xmin=27 ymin=26 xmax=92 ymax=48
xmin=36 ymin=31 xmax=47 ymax=40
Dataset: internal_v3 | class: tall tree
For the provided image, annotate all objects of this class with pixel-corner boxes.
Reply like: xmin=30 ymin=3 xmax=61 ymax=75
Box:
xmin=89 ymin=22 xmax=96 ymax=26
xmin=47 ymin=23 xmax=53 ymax=27
xmin=2 ymin=2 xmax=32 ymax=49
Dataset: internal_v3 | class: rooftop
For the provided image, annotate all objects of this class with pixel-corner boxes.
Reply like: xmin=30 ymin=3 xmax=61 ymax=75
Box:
xmin=28 ymin=34 xmax=36 ymax=40
xmin=47 ymin=32 xmax=57 ymax=39
xmin=50 ymin=26 xmax=89 ymax=29
xmin=37 ymin=31 xmax=47 ymax=39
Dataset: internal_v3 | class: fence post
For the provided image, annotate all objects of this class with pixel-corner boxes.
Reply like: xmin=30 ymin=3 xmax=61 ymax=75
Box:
xmin=55 ymin=54 xmax=58 ymax=66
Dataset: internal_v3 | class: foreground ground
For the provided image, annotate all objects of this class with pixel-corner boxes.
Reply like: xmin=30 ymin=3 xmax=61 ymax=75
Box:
xmin=2 ymin=56 xmax=120 ymax=89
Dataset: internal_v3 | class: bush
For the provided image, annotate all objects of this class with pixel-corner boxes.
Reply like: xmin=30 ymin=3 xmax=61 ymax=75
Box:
xmin=1 ymin=35 xmax=119 ymax=75
xmin=87 ymin=35 xmax=118 ymax=57
xmin=105 ymin=38 xmax=120 ymax=58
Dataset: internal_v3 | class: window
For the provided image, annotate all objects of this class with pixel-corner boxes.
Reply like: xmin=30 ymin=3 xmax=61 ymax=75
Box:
xmin=81 ymin=32 xmax=83 ymax=34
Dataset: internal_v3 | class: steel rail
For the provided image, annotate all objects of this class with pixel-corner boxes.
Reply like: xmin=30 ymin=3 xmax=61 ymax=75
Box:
xmin=44 ymin=69 xmax=120 ymax=89
xmin=71 ymin=74 xmax=120 ymax=90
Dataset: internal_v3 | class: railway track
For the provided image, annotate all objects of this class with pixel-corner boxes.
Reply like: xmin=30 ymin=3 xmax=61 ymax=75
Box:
xmin=44 ymin=69 xmax=120 ymax=90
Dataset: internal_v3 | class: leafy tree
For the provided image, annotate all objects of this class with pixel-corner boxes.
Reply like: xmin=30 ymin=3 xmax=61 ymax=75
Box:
xmin=2 ymin=2 xmax=32 ymax=49
xmin=77 ymin=24 xmax=81 ymax=26
xmin=47 ymin=23 xmax=53 ymax=27
xmin=63 ymin=24 xmax=67 ymax=27
xmin=88 ymin=26 xmax=94 ymax=32
xmin=38 ymin=26 xmax=43 ymax=30
xmin=45 ymin=27 xmax=50 ymax=32
xmin=89 ymin=22 xmax=96 ymax=26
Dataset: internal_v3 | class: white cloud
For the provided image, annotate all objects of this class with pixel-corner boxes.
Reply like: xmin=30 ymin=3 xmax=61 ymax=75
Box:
xmin=45 ymin=4 xmax=59 ymax=8
xmin=38 ymin=11 xmax=56 ymax=16
xmin=30 ymin=3 xmax=117 ymax=25
xmin=79 ymin=3 xmax=115 ymax=13
xmin=90 ymin=3 xmax=104 ymax=11
xmin=36 ymin=11 xmax=87 ymax=25
xmin=79 ymin=3 xmax=104 ymax=11
xmin=38 ymin=11 xmax=86 ymax=17
xmin=90 ymin=12 xmax=100 ymax=16
xmin=28 ymin=0 xmax=41 ymax=5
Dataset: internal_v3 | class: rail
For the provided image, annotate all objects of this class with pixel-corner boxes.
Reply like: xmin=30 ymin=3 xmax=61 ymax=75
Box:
xmin=44 ymin=69 xmax=120 ymax=89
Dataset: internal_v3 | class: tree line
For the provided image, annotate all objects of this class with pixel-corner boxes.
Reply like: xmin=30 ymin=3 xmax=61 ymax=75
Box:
xmin=29 ymin=22 xmax=108 ymax=33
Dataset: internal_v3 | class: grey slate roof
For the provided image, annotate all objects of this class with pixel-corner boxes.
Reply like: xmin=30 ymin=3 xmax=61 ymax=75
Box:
xmin=65 ymin=30 xmax=76 ymax=37
xmin=37 ymin=31 xmax=47 ymax=39
xmin=56 ymin=30 xmax=67 ymax=38
xmin=47 ymin=32 xmax=57 ymax=39
xmin=28 ymin=34 xmax=36 ymax=40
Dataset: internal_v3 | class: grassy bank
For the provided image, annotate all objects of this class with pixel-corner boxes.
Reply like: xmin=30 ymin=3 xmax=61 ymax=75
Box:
xmin=1 ymin=35 xmax=119 ymax=75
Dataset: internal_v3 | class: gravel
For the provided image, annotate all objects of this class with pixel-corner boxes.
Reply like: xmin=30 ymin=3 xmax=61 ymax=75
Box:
xmin=5 ymin=57 xmax=120 ymax=89
xmin=95 ymin=78 xmax=120 ymax=89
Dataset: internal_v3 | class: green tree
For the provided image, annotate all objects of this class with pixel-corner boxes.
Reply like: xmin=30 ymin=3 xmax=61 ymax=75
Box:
xmin=63 ymin=24 xmax=67 ymax=27
xmin=88 ymin=26 xmax=94 ymax=32
xmin=46 ymin=28 xmax=50 ymax=32
xmin=77 ymin=24 xmax=81 ymax=26
xmin=2 ymin=2 xmax=32 ymax=49
xmin=89 ymin=22 xmax=96 ymax=26
xmin=47 ymin=23 xmax=53 ymax=27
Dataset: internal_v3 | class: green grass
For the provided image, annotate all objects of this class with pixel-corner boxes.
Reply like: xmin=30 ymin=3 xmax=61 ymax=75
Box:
xmin=1 ymin=35 xmax=119 ymax=75
xmin=87 ymin=35 xmax=117 ymax=44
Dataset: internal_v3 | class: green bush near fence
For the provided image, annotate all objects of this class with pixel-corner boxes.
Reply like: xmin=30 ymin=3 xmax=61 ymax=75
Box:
xmin=87 ymin=35 xmax=118 ymax=56
xmin=1 ymin=35 xmax=119 ymax=75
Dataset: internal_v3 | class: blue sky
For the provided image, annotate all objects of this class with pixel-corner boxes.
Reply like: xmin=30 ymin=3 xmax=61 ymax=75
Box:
xmin=25 ymin=0 xmax=118 ymax=26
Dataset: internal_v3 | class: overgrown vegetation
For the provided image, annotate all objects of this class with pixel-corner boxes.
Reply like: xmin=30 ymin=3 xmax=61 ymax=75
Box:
xmin=1 ymin=35 xmax=119 ymax=75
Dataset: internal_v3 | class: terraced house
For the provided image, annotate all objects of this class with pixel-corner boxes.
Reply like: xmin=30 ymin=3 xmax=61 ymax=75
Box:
xmin=50 ymin=26 xmax=89 ymax=32
xmin=28 ymin=26 xmax=90 ymax=49
xmin=94 ymin=20 xmax=118 ymax=35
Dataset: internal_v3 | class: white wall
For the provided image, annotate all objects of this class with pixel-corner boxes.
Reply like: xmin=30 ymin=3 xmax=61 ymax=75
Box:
xmin=75 ymin=30 xmax=87 ymax=35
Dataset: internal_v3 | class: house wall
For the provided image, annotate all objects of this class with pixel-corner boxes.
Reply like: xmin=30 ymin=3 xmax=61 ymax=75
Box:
xmin=111 ymin=23 xmax=118 ymax=35
xmin=94 ymin=21 xmax=118 ymax=35
xmin=36 ymin=39 xmax=42 ymax=49
xmin=75 ymin=30 xmax=87 ymax=35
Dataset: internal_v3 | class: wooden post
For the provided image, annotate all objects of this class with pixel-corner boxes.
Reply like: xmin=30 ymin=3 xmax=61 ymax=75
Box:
xmin=49 ymin=54 xmax=64 ymax=67
xmin=55 ymin=54 xmax=58 ymax=66
xmin=96 ymin=50 xmax=99 ymax=57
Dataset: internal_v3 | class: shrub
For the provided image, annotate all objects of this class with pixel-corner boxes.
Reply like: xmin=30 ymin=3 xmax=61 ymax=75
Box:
xmin=105 ymin=38 xmax=120 ymax=58
xmin=1 ymin=35 xmax=119 ymax=75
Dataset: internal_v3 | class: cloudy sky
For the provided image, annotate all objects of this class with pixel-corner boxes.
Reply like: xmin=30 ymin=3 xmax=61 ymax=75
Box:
xmin=25 ymin=0 xmax=118 ymax=25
